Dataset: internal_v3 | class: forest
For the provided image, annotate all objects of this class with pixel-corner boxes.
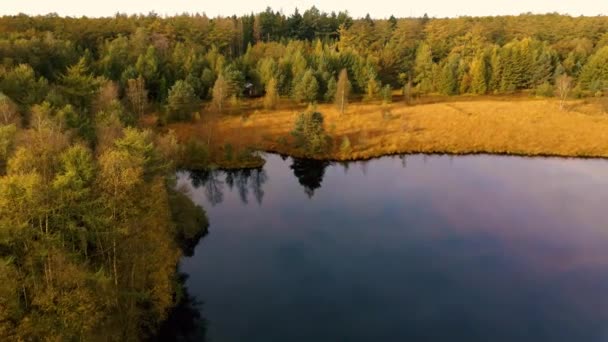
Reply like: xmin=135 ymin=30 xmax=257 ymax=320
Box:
xmin=1 ymin=7 xmax=608 ymax=340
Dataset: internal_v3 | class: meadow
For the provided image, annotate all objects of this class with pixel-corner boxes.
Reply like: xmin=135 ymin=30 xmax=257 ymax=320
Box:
xmin=168 ymin=96 xmax=608 ymax=167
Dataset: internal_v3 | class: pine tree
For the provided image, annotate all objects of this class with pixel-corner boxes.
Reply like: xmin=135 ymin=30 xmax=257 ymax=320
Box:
xmin=294 ymin=70 xmax=319 ymax=103
xmin=335 ymin=69 xmax=351 ymax=115
xmin=579 ymin=46 xmax=608 ymax=91
xmin=167 ymin=80 xmax=199 ymax=122
xmin=439 ymin=55 xmax=459 ymax=95
xmin=325 ymin=77 xmax=337 ymax=102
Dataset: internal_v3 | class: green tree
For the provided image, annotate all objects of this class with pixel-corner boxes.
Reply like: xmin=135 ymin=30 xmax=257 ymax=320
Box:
xmin=293 ymin=69 xmax=319 ymax=103
xmin=291 ymin=110 xmax=328 ymax=154
xmin=579 ymin=46 xmax=608 ymax=91
xmin=0 ymin=64 xmax=49 ymax=108
xmin=166 ymin=80 xmax=199 ymax=122
xmin=439 ymin=55 xmax=460 ymax=95
xmin=59 ymin=58 xmax=102 ymax=110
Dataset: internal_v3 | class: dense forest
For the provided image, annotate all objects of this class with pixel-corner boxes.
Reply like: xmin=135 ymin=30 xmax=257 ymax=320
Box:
xmin=1 ymin=7 xmax=608 ymax=340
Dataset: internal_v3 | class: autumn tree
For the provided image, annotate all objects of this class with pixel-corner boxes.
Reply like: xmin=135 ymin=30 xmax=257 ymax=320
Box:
xmin=335 ymin=69 xmax=351 ymax=115
xmin=263 ymin=77 xmax=279 ymax=110
xmin=414 ymin=43 xmax=434 ymax=93
xmin=470 ymin=54 xmax=489 ymax=95
xmin=211 ymin=74 xmax=230 ymax=114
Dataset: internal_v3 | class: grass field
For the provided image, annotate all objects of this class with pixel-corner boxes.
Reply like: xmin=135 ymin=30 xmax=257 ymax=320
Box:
xmin=167 ymin=96 xmax=608 ymax=166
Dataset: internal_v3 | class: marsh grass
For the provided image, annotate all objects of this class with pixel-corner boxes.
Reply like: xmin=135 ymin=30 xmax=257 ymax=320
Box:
xmin=169 ymin=96 xmax=608 ymax=162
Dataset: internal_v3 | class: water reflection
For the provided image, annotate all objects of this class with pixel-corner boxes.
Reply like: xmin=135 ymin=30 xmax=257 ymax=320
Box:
xmin=189 ymin=168 xmax=268 ymax=205
xmin=177 ymin=154 xmax=608 ymax=342
xmin=155 ymin=273 xmax=207 ymax=342
xmin=289 ymin=158 xmax=330 ymax=197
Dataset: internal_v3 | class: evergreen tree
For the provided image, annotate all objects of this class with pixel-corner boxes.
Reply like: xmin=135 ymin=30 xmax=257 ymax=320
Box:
xmin=293 ymin=69 xmax=319 ymax=103
xmin=579 ymin=46 xmax=608 ymax=91
xmin=439 ymin=55 xmax=460 ymax=95
xmin=166 ymin=80 xmax=199 ymax=122
xmin=59 ymin=58 xmax=102 ymax=111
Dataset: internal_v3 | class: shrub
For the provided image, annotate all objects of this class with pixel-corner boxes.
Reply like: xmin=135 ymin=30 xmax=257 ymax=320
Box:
xmin=340 ymin=136 xmax=352 ymax=154
xmin=180 ymin=138 xmax=209 ymax=169
xmin=535 ymin=82 xmax=554 ymax=97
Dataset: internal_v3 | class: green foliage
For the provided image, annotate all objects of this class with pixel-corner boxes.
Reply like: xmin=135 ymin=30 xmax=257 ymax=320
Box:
xmin=293 ymin=69 xmax=319 ymax=103
xmin=180 ymin=138 xmax=210 ymax=169
xmin=166 ymin=80 xmax=199 ymax=122
xmin=439 ymin=54 xmax=460 ymax=95
xmin=0 ymin=64 xmax=49 ymax=108
xmin=59 ymin=58 xmax=102 ymax=111
xmin=579 ymin=46 xmax=608 ymax=91
xmin=291 ymin=110 xmax=329 ymax=154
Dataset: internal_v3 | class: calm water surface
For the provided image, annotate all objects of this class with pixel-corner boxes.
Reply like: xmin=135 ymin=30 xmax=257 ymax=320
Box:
xmin=175 ymin=154 xmax=608 ymax=342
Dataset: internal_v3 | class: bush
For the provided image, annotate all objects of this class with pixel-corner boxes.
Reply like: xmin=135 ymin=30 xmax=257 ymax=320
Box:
xmin=535 ymin=82 xmax=554 ymax=97
xmin=340 ymin=136 xmax=352 ymax=154
xmin=179 ymin=138 xmax=209 ymax=169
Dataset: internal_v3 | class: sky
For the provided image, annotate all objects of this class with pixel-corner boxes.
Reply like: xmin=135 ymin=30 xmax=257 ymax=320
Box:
xmin=0 ymin=0 xmax=607 ymax=19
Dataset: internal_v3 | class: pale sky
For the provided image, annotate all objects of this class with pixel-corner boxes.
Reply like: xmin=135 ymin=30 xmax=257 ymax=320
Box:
xmin=1 ymin=0 xmax=607 ymax=19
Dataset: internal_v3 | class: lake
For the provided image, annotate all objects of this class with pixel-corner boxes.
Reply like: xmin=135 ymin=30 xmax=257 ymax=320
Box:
xmin=173 ymin=154 xmax=608 ymax=342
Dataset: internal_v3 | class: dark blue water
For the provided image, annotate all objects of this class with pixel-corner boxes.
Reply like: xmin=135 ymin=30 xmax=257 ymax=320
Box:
xmin=176 ymin=154 xmax=608 ymax=342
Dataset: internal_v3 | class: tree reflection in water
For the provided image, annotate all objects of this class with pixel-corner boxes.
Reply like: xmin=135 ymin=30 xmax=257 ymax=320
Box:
xmin=189 ymin=168 xmax=268 ymax=205
xmin=155 ymin=273 xmax=208 ymax=342
xmin=289 ymin=158 xmax=330 ymax=198
xmin=187 ymin=157 xmax=334 ymax=204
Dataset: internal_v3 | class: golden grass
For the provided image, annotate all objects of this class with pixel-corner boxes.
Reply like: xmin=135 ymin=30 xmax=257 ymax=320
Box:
xmin=168 ymin=97 xmax=608 ymax=163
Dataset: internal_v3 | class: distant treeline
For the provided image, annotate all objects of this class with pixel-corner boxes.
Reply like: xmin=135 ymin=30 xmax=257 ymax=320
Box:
xmin=1 ymin=10 xmax=608 ymax=119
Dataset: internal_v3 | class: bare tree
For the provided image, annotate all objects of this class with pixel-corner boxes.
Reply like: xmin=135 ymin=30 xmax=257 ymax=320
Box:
xmin=556 ymin=74 xmax=572 ymax=111
xmin=126 ymin=76 xmax=148 ymax=119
